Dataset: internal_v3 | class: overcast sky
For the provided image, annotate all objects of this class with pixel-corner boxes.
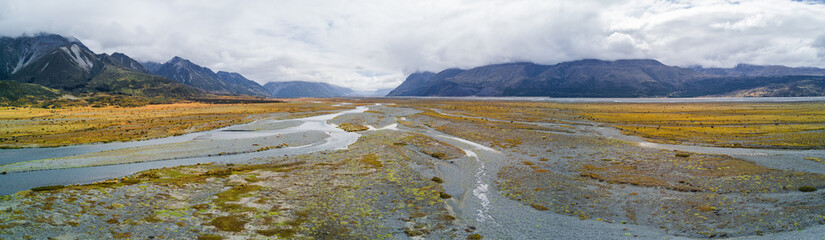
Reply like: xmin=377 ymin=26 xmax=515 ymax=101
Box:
xmin=2 ymin=0 xmax=825 ymax=91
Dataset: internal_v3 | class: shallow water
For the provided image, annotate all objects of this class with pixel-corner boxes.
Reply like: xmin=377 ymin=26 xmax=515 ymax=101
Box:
xmin=0 ymin=106 xmax=368 ymax=195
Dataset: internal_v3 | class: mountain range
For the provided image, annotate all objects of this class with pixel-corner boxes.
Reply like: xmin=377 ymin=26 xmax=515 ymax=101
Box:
xmin=0 ymin=33 xmax=368 ymax=101
xmin=0 ymin=33 xmax=302 ymax=104
xmin=142 ymin=57 xmax=271 ymax=97
xmin=263 ymin=81 xmax=356 ymax=98
xmin=387 ymin=59 xmax=825 ymax=97
xmin=0 ymin=34 xmax=206 ymax=103
xmin=4 ymin=33 xmax=825 ymax=102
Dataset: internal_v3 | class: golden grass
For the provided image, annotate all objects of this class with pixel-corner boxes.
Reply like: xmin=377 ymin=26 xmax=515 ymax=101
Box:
xmin=338 ymin=123 xmax=369 ymax=132
xmin=575 ymin=102 xmax=825 ymax=148
xmin=382 ymin=99 xmax=825 ymax=149
xmin=0 ymin=101 xmax=342 ymax=148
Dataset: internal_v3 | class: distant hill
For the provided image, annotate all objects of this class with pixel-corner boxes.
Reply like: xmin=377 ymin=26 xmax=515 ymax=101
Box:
xmin=149 ymin=57 xmax=270 ymax=97
xmin=673 ymin=75 xmax=825 ymax=97
xmin=388 ymin=59 xmax=825 ymax=97
xmin=691 ymin=64 xmax=825 ymax=77
xmin=263 ymin=81 xmax=356 ymax=98
xmin=0 ymin=34 xmax=203 ymax=99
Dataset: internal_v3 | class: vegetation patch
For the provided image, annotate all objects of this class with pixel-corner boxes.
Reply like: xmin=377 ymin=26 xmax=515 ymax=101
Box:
xmin=799 ymin=186 xmax=817 ymax=192
xmin=197 ymin=234 xmax=224 ymax=240
xmin=530 ymin=203 xmax=549 ymax=211
xmin=576 ymin=102 xmax=825 ymax=149
xmin=208 ymin=215 xmax=247 ymax=232
xmin=256 ymin=228 xmax=297 ymax=238
xmin=30 ymin=185 xmax=66 ymax=192
xmin=338 ymin=123 xmax=369 ymax=132
xmin=360 ymin=153 xmax=383 ymax=168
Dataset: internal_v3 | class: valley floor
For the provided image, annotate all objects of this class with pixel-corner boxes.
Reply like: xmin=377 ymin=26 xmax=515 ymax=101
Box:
xmin=1 ymin=99 xmax=825 ymax=239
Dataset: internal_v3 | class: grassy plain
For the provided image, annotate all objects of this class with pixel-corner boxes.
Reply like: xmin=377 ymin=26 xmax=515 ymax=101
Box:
xmin=0 ymin=100 xmax=342 ymax=148
xmin=575 ymin=102 xmax=825 ymax=149
xmin=387 ymin=99 xmax=825 ymax=149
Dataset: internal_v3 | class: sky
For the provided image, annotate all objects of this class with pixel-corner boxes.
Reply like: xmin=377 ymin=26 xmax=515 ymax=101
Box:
xmin=2 ymin=0 xmax=825 ymax=91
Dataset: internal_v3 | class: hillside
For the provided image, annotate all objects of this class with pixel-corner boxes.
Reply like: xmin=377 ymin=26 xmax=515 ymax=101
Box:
xmin=87 ymin=67 xmax=204 ymax=98
xmin=0 ymin=80 xmax=61 ymax=105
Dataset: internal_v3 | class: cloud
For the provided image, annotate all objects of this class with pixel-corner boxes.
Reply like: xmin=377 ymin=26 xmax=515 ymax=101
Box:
xmin=2 ymin=0 xmax=825 ymax=90
xmin=815 ymin=35 xmax=825 ymax=58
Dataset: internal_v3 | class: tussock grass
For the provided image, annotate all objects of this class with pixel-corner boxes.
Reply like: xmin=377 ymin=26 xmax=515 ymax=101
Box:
xmin=0 ymin=101 xmax=341 ymax=148
xmin=576 ymin=102 xmax=825 ymax=149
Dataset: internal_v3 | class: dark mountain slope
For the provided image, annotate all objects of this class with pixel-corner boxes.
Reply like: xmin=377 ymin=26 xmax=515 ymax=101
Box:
xmin=0 ymin=33 xmax=77 ymax=80
xmin=386 ymin=72 xmax=437 ymax=96
xmin=9 ymin=43 xmax=105 ymax=90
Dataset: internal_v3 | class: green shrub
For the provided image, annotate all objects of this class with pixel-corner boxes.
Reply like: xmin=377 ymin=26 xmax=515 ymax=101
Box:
xmin=799 ymin=186 xmax=817 ymax=192
xmin=31 ymin=185 xmax=66 ymax=192
xmin=467 ymin=234 xmax=483 ymax=240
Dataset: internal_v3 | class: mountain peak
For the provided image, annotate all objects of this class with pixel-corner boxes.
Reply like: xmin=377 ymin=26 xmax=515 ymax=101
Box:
xmin=168 ymin=56 xmax=188 ymax=63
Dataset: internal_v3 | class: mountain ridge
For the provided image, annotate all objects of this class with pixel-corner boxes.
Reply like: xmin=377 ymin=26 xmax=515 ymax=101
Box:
xmin=0 ymin=34 xmax=205 ymax=101
xmin=151 ymin=56 xmax=270 ymax=97
xmin=388 ymin=60 xmax=825 ymax=97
